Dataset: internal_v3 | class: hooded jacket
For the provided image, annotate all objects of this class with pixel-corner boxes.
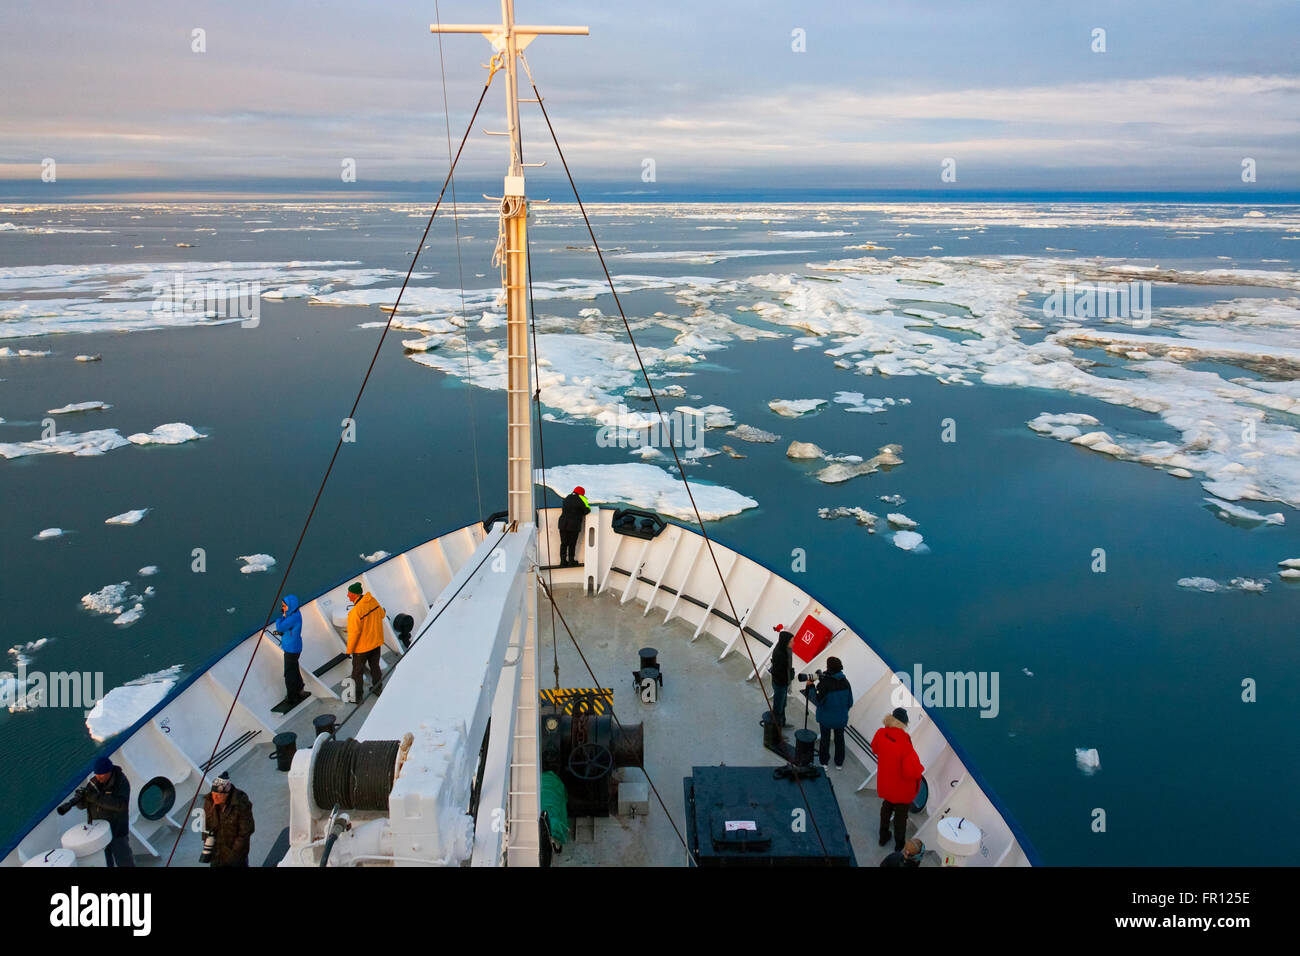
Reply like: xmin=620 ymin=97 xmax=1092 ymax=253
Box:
xmin=346 ymin=592 xmax=386 ymax=655
xmin=558 ymin=492 xmax=590 ymax=533
xmin=814 ymin=669 xmax=853 ymax=729
xmin=273 ymin=594 xmax=303 ymax=654
xmin=81 ymin=766 xmax=130 ymax=839
xmin=202 ymin=788 xmax=255 ymax=866
xmin=871 ymin=714 xmax=925 ymax=804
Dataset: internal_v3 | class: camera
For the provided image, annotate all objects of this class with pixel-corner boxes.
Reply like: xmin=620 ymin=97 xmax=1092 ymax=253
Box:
xmin=797 ymin=669 xmax=824 ymax=683
xmin=55 ymin=785 xmax=89 ymax=816
xmin=199 ymin=832 xmax=217 ymax=864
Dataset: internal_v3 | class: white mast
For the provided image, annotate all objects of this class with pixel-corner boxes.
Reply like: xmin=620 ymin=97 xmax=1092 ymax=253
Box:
xmin=431 ymin=3 xmax=588 ymax=529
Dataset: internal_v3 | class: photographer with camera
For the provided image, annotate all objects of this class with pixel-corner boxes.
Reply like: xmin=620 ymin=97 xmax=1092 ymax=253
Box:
xmin=200 ymin=771 xmax=255 ymax=867
xmin=56 ymin=756 xmax=133 ymax=866
xmin=812 ymin=656 xmax=853 ymax=770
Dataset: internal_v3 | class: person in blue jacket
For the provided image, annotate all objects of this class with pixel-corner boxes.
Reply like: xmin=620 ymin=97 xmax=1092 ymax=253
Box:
xmin=271 ymin=594 xmax=307 ymax=706
xmin=813 ymin=656 xmax=853 ymax=770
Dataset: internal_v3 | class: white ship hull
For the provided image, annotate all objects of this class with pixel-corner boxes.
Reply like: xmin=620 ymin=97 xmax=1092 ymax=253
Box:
xmin=3 ymin=507 xmax=1037 ymax=867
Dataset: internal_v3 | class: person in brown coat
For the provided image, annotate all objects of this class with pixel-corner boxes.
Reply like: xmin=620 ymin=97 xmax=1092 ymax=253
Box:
xmin=201 ymin=771 xmax=255 ymax=867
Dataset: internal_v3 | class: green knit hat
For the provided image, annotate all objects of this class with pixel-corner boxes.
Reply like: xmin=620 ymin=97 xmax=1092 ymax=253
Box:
xmin=348 ymin=583 xmax=363 ymax=595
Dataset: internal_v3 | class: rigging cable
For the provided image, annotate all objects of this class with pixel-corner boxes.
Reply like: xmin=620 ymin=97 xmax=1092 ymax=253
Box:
xmin=522 ymin=62 xmax=831 ymax=861
xmin=164 ymin=74 xmax=498 ymax=866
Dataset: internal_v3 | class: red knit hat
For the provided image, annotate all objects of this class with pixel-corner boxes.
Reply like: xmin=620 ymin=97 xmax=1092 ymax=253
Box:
xmin=574 ymin=486 xmax=585 ymax=496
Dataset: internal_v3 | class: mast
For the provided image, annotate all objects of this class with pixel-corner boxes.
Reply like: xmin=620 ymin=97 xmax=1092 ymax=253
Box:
xmin=431 ymin=3 xmax=588 ymax=529
xmin=430 ymin=3 xmax=587 ymax=868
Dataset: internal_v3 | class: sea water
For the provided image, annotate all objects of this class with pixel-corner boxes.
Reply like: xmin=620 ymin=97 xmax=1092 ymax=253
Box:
xmin=1 ymin=199 xmax=1297 ymax=864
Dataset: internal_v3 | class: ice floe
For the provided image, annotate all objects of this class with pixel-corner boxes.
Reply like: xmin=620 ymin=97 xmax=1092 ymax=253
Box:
xmin=1075 ymin=748 xmax=1101 ymax=775
xmin=816 ymin=506 xmax=878 ymax=531
xmin=879 ymin=494 xmax=906 ymax=505
xmin=80 ymin=582 xmax=149 ymax=626
xmin=1204 ymin=497 xmax=1285 ymax=526
xmin=0 ymin=428 xmax=128 ymax=459
xmin=726 ymin=424 xmax=780 ymax=443
xmin=127 ymin=422 xmax=206 ymax=445
xmin=1177 ymin=576 xmax=1269 ymax=593
xmin=238 ymin=554 xmax=277 ymax=574
xmin=138 ymin=566 xmax=159 ymax=576
xmin=887 ymin=513 xmax=918 ymax=529
xmin=833 ymin=392 xmax=911 ymax=414
xmin=86 ymin=665 xmax=182 ymax=742
xmin=105 ymin=509 xmax=148 ymax=525
xmin=360 ymin=551 xmax=390 ymax=563
xmin=769 ymin=398 xmax=827 ymax=417
xmin=536 ymin=463 xmax=757 ymax=521
xmin=47 ymin=401 xmax=111 ymax=414
xmin=787 ymin=441 xmax=826 ymax=459
xmin=891 ymin=530 xmax=926 ymax=551
xmin=1 ymin=421 xmax=204 ymax=459
xmin=747 ymin=255 xmax=1300 ymax=512
xmin=814 ymin=444 xmax=903 ymax=484
xmin=615 ymin=249 xmax=814 ymax=264
xmin=34 ymin=528 xmax=65 ymax=540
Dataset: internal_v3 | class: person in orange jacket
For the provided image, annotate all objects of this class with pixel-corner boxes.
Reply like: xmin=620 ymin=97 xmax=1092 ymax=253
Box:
xmin=872 ymin=707 xmax=925 ymax=852
xmin=346 ymin=582 xmax=386 ymax=699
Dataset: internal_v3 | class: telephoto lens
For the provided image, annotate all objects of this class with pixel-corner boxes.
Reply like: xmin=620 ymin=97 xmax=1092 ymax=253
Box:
xmin=199 ymin=833 xmax=216 ymax=863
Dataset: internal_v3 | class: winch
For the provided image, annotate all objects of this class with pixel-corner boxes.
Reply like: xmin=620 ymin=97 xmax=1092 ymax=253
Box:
xmin=539 ymin=693 xmax=643 ymax=817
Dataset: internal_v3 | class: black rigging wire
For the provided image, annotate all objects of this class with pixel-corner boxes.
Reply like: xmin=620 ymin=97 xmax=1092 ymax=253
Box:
xmin=164 ymin=75 xmax=498 ymax=866
xmin=525 ymin=73 xmax=832 ymax=861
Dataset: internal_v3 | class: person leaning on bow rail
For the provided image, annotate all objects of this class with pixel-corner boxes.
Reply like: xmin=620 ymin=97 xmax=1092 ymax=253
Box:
xmin=57 ymin=755 xmax=133 ymax=866
xmin=813 ymin=657 xmax=853 ymax=770
xmin=346 ymin=582 xmax=386 ymax=699
xmin=872 ymin=707 xmax=925 ymax=853
xmin=557 ymin=485 xmax=590 ymax=567
xmin=271 ymin=593 xmax=307 ymax=707
xmin=201 ymin=771 xmax=255 ymax=867
xmin=769 ymin=625 xmax=795 ymax=728
xmin=880 ymin=838 xmax=926 ymax=868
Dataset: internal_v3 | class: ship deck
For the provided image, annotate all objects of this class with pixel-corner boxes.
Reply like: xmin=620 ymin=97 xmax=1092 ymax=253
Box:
xmin=133 ymin=585 xmax=928 ymax=867
xmin=537 ymin=585 xmax=932 ymax=867
xmin=133 ymin=673 xmax=389 ymax=868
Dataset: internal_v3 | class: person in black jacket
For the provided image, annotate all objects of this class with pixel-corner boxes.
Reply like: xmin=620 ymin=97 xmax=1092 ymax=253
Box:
xmin=769 ymin=625 xmax=794 ymax=727
xmin=58 ymin=756 xmax=133 ymax=866
xmin=557 ymin=486 xmax=590 ymax=567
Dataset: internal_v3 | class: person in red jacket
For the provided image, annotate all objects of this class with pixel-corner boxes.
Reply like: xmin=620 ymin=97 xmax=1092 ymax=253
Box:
xmin=871 ymin=707 xmax=925 ymax=852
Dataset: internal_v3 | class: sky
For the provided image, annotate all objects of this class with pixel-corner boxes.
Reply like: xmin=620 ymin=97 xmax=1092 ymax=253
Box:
xmin=1 ymin=0 xmax=1297 ymax=197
